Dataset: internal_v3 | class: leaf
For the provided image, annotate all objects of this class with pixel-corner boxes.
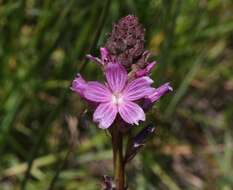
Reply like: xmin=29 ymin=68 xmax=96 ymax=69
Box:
xmin=125 ymin=124 xmax=156 ymax=163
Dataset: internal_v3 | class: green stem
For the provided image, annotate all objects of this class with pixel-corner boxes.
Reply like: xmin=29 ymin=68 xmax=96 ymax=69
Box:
xmin=111 ymin=125 xmax=125 ymax=190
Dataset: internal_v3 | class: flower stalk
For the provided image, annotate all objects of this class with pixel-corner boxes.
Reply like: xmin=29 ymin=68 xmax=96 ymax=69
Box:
xmin=111 ymin=124 xmax=125 ymax=190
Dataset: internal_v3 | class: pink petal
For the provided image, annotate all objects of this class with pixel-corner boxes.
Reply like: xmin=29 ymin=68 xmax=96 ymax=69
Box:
xmin=93 ymin=102 xmax=117 ymax=129
xmin=100 ymin=47 xmax=109 ymax=63
xmin=119 ymin=101 xmax=145 ymax=125
xmin=83 ymin=82 xmax=112 ymax=102
xmin=146 ymin=82 xmax=173 ymax=102
xmin=86 ymin=54 xmax=102 ymax=65
xmin=70 ymin=74 xmax=87 ymax=97
xmin=86 ymin=48 xmax=110 ymax=66
xmin=122 ymin=76 xmax=154 ymax=101
xmin=135 ymin=61 xmax=157 ymax=77
xmin=105 ymin=63 xmax=128 ymax=93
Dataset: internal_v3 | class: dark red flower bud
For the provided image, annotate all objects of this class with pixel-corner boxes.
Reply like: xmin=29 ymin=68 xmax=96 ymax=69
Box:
xmin=105 ymin=15 xmax=145 ymax=69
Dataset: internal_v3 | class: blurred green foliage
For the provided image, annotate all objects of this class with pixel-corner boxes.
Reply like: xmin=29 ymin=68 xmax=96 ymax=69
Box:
xmin=0 ymin=0 xmax=233 ymax=189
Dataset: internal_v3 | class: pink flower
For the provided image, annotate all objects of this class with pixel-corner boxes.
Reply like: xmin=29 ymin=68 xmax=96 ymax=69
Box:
xmin=72 ymin=63 xmax=155 ymax=129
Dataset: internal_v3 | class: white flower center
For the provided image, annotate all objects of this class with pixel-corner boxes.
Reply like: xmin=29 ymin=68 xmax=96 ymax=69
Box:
xmin=112 ymin=93 xmax=123 ymax=105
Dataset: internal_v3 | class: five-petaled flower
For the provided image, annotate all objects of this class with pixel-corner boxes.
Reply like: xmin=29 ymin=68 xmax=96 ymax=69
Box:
xmin=71 ymin=48 xmax=172 ymax=129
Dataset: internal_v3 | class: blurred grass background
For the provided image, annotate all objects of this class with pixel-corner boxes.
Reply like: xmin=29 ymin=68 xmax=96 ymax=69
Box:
xmin=0 ymin=0 xmax=233 ymax=189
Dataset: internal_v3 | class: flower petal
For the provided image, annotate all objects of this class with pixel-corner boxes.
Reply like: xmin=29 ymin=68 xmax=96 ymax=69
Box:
xmin=119 ymin=101 xmax=145 ymax=125
xmin=93 ymin=102 xmax=117 ymax=129
xmin=70 ymin=74 xmax=87 ymax=97
xmin=146 ymin=82 xmax=173 ymax=102
xmin=83 ymin=82 xmax=112 ymax=102
xmin=122 ymin=76 xmax=154 ymax=101
xmin=135 ymin=61 xmax=157 ymax=77
xmin=86 ymin=48 xmax=111 ymax=66
xmin=100 ymin=47 xmax=109 ymax=62
xmin=86 ymin=54 xmax=102 ymax=65
xmin=105 ymin=63 xmax=128 ymax=92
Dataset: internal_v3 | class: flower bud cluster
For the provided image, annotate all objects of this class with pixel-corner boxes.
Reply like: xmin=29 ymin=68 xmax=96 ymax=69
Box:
xmin=105 ymin=15 xmax=148 ymax=69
